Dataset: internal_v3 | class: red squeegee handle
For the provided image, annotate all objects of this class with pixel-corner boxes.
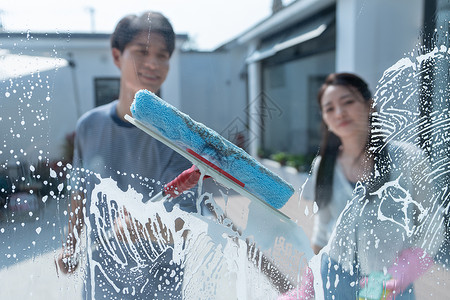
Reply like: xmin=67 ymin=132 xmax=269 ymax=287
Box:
xmin=163 ymin=165 xmax=208 ymax=198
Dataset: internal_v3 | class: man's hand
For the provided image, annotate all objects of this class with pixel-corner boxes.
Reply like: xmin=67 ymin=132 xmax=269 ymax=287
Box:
xmin=113 ymin=207 xmax=176 ymax=244
xmin=55 ymin=248 xmax=79 ymax=276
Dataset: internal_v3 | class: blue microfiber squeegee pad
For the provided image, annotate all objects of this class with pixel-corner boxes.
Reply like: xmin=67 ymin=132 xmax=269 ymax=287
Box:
xmin=130 ymin=89 xmax=294 ymax=209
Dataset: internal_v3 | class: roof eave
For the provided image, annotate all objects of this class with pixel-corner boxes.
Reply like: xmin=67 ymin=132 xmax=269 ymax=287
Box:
xmin=237 ymin=0 xmax=335 ymax=45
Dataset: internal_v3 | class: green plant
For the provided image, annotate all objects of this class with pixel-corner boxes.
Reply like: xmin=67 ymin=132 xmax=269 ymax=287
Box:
xmin=286 ymin=154 xmax=304 ymax=170
xmin=270 ymin=152 xmax=289 ymax=165
xmin=270 ymin=152 xmax=315 ymax=172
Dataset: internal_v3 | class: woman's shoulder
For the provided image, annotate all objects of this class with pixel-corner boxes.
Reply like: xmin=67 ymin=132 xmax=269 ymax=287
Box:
xmin=387 ymin=140 xmax=427 ymax=160
xmin=386 ymin=141 xmax=430 ymax=177
xmin=309 ymin=155 xmax=322 ymax=173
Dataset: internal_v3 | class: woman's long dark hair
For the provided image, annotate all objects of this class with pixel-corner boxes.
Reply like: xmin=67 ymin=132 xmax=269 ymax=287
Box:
xmin=314 ymin=73 xmax=386 ymax=208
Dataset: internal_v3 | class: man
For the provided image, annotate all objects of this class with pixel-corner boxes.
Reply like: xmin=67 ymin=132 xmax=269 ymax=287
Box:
xmin=57 ymin=11 xmax=195 ymax=299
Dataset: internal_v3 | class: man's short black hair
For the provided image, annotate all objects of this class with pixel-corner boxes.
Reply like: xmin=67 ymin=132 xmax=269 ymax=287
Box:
xmin=111 ymin=11 xmax=175 ymax=56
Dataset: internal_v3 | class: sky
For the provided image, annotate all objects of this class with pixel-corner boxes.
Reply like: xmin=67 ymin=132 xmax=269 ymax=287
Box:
xmin=1 ymin=0 xmax=275 ymax=50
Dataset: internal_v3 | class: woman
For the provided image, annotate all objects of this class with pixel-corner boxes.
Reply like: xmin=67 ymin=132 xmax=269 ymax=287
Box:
xmin=303 ymin=72 xmax=375 ymax=255
xmin=282 ymin=73 xmax=443 ymax=299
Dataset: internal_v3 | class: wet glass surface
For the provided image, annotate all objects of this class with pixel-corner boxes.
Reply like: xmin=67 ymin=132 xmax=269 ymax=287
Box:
xmin=1 ymin=2 xmax=449 ymax=299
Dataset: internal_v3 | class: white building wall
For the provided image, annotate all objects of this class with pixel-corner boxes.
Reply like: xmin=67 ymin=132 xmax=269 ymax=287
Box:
xmin=1 ymin=66 xmax=79 ymax=164
xmin=1 ymin=39 xmax=116 ymax=164
xmin=336 ymin=0 xmax=424 ymax=88
xmin=178 ymin=49 xmax=248 ymax=145
xmin=163 ymin=49 xmax=182 ymax=107
xmin=0 ymin=35 xmax=186 ymax=164
xmin=68 ymin=48 xmax=120 ymax=114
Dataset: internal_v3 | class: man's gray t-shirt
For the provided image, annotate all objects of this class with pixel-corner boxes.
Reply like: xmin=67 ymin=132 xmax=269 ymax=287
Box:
xmin=73 ymin=100 xmax=193 ymax=199
xmin=72 ymin=100 xmax=196 ymax=299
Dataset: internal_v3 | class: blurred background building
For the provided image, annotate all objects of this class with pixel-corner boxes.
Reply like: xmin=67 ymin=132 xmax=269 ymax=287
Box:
xmin=0 ymin=1 xmax=448 ymax=298
xmin=0 ymin=0 xmax=448 ymax=168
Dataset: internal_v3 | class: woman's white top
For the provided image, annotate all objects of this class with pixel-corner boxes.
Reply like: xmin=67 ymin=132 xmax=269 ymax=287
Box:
xmin=302 ymin=141 xmax=444 ymax=274
xmin=302 ymin=156 xmax=354 ymax=248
